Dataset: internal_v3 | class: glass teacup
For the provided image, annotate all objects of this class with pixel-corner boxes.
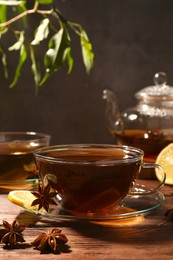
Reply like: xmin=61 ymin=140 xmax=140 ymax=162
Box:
xmin=0 ymin=132 xmax=51 ymax=191
xmin=33 ymin=144 xmax=166 ymax=215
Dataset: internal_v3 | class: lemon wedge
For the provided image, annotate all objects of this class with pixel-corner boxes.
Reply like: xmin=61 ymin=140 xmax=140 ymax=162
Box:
xmin=155 ymin=143 xmax=173 ymax=185
xmin=8 ymin=190 xmax=46 ymax=212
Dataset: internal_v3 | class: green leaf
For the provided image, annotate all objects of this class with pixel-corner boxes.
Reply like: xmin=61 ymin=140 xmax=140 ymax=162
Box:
xmin=31 ymin=18 xmax=49 ymax=46
xmin=1 ymin=52 xmax=8 ymax=78
xmin=39 ymin=68 xmax=50 ymax=85
xmin=80 ymin=29 xmax=94 ymax=74
xmin=8 ymin=31 xmax=25 ymax=51
xmin=0 ymin=5 xmax=7 ymax=31
xmin=63 ymin=47 xmax=73 ymax=74
xmin=37 ymin=0 xmax=53 ymax=4
xmin=30 ymin=46 xmax=41 ymax=92
xmin=9 ymin=44 xmax=27 ymax=88
xmin=16 ymin=4 xmax=27 ymax=26
xmin=40 ymin=26 xmax=72 ymax=85
xmin=45 ymin=27 xmax=64 ymax=71
xmin=0 ymin=5 xmax=6 ymax=23
xmin=0 ymin=1 xmax=24 ymax=5
xmin=0 ymin=46 xmax=8 ymax=78
xmin=0 ymin=27 xmax=8 ymax=35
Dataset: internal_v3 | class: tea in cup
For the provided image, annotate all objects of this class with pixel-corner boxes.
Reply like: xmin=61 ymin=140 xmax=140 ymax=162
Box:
xmin=33 ymin=144 xmax=165 ymax=215
xmin=0 ymin=132 xmax=51 ymax=191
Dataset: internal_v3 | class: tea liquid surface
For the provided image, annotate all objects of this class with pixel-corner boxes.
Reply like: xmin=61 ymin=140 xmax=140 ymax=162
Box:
xmin=114 ymin=129 xmax=173 ymax=162
xmin=0 ymin=143 xmax=37 ymax=181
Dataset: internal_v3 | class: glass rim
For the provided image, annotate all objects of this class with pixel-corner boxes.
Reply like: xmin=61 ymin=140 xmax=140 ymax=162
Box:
xmin=33 ymin=144 xmax=144 ymax=165
xmin=0 ymin=131 xmax=51 ymax=144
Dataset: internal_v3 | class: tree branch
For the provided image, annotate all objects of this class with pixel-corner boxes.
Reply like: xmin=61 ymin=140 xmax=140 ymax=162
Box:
xmin=0 ymin=8 xmax=53 ymax=28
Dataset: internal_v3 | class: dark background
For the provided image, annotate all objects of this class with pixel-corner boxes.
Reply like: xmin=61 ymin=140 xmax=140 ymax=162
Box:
xmin=1 ymin=0 xmax=173 ymax=145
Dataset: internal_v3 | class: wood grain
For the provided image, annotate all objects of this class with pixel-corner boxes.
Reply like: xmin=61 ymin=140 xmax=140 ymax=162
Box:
xmin=0 ymin=180 xmax=173 ymax=260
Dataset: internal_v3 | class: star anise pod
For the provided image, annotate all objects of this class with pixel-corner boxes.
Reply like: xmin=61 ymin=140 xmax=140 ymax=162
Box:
xmin=0 ymin=220 xmax=26 ymax=247
xmin=31 ymin=183 xmax=58 ymax=212
xmin=31 ymin=228 xmax=68 ymax=253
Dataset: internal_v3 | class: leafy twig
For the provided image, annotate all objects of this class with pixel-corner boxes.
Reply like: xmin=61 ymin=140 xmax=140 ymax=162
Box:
xmin=0 ymin=0 xmax=94 ymax=90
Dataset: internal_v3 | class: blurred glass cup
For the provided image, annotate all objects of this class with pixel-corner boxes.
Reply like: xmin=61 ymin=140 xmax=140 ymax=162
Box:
xmin=0 ymin=132 xmax=51 ymax=192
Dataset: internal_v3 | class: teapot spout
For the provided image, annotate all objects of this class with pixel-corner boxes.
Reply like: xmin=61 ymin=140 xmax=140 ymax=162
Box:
xmin=102 ymin=89 xmax=121 ymax=134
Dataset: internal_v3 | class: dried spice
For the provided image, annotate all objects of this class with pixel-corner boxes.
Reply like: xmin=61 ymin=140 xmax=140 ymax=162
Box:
xmin=31 ymin=183 xmax=58 ymax=212
xmin=0 ymin=220 xmax=26 ymax=246
xmin=31 ymin=228 xmax=68 ymax=253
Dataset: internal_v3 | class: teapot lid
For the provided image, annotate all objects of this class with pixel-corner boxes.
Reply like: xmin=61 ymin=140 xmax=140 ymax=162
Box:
xmin=135 ymin=72 xmax=173 ymax=101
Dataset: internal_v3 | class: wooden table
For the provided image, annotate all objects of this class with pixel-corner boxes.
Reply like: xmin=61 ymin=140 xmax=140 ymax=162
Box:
xmin=0 ymin=180 xmax=173 ymax=260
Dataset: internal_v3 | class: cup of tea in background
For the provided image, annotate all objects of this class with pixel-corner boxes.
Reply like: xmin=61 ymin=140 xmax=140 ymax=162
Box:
xmin=33 ymin=144 xmax=166 ymax=216
xmin=0 ymin=132 xmax=51 ymax=192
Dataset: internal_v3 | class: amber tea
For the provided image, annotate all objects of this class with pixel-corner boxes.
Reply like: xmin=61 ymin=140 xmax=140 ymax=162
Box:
xmin=0 ymin=132 xmax=51 ymax=188
xmin=114 ymin=129 xmax=173 ymax=163
xmin=36 ymin=150 xmax=140 ymax=213
xmin=0 ymin=144 xmax=38 ymax=181
xmin=34 ymin=144 xmax=165 ymax=216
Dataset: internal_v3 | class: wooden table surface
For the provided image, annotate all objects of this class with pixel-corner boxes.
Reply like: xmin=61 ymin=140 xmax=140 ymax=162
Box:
xmin=0 ymin=180 xmax=173 ymax=260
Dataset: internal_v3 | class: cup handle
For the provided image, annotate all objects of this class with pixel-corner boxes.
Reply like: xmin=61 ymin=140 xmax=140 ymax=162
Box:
xmin=129 ymin=162 xmax=166 ymax=195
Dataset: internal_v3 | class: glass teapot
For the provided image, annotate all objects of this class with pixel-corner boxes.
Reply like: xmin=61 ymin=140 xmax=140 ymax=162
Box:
xmin=103 ymin=72 xmax=173 ymax=162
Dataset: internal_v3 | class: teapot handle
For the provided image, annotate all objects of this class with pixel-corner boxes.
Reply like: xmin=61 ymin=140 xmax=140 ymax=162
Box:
xmin=102 ymin=89 xmax=121 ymax=133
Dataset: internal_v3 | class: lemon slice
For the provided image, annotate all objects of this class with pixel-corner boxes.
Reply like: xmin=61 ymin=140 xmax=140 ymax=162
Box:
xmin=8 ymin=190 xmax=46 ymax=212
xmin=155 ymin=143 xmax=173 ymax=185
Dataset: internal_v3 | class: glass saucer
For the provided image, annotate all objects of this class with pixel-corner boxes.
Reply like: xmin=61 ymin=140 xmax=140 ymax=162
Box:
xmin=17 ymin=184 xmax=165 ymax=222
